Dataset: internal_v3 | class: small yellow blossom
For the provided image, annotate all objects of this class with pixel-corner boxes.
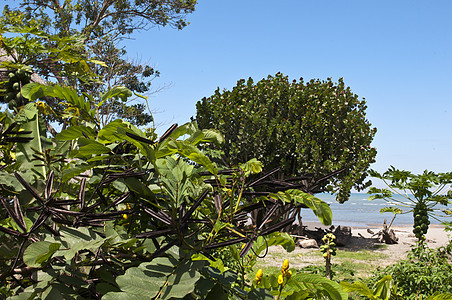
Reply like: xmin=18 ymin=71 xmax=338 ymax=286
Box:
xmin=282 ymin=259 xmax=289 ymax=272
xmin=255 ymin=269 xmax=263 ymax=284
xmin=278 ymin=274 xmax=284 ymax=285
xmin=286 ymin=270 xmax=292 ymax=279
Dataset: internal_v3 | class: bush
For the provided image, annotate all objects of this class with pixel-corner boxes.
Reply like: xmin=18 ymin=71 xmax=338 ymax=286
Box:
xmin=196 ymin=73 xmax=377 ymax=203
xmin=368 ymin=243 xmax=452 ymax=299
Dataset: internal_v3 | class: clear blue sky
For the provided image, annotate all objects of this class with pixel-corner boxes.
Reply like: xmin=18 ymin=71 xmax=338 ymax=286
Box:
xmin=124 ymin=0 xmax=452 ymax=178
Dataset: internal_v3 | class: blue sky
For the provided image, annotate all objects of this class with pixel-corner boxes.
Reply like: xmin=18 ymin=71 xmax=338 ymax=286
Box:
xmin=124 ymin=0 xmax=452 ymax=178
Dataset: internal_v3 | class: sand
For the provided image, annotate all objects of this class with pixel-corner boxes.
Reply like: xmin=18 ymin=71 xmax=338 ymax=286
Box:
xmin=261 ymin=223 xmax=451 ymax=269
xmin=348 ymin=224 xmax=451 ymax=264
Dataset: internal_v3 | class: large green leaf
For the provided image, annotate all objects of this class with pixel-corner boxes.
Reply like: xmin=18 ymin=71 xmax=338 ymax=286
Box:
xmin=253 ymin=232 xmax=295 ymax=256
xmin=340 ymin=281 xmax=377 ymax=300
xmin=100 ymin=86 xmax=132 ymax=105
xmin=20 ymin=82 xmax=47 ymax=101
xmin=15 ymin=103 xmax=52 ymax=179
xmin=271 ymin=189 xmax=333 ymax=225
xmin=77 ymin=143 xmax=112 ymax=156
xmin=159 ymin=261 xmax=203 ymax=299
xmin=56 ymin=227 xmax=107 ymax=261
xmin=111 ymin=258 xmax=205 ymax=299
xmin=98 ymin=119 xmax=155 ymax=159
xmin=164 ymin=140 xmax=217 ymax=175
xmin=56 ymin=126 xmax=96 ymax=141
xmin=124 ymin=177 xmax=155 ymax=201
xmin=115 ymin=267 xmax=166 ymax=298
xmin=291 ymin=273 xmax=348 ymax=300
xmin=23 ymin=241 xmax=61 ymax=267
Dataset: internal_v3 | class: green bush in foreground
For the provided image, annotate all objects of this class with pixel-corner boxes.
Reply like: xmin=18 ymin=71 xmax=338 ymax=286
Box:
xmin=368 ymin=242 xmax=452 ymax=299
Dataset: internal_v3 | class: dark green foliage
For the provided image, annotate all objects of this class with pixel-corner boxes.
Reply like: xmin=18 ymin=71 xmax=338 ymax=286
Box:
xmin=368 ymin=243 xmax=452 ymax=299
xmin=195 ymin=73 xmax=377 ymax=203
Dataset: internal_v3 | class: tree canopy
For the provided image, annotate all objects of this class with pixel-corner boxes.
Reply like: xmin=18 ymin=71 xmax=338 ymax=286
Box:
xmin=0 ymin=0 xmax=197 ymax=126
xmin=195 ymin=73 xmax=377 ymax=203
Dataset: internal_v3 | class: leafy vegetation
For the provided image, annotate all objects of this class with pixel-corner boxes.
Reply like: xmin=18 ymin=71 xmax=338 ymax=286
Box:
xmin=367 ymin=242 xmax=452 ymax=299
xmin=195 ymin=73 xmax=377 ymax=203
xmin=0 ymin=77 xmax=342 ymax=298
xmin=1 ymin=5 xmax=451 ymax=298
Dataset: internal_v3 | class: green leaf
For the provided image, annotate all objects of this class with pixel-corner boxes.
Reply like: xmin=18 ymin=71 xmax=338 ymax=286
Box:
xmin=254 ymin=232 xmax=295 ymax=256
xmin=277 ymin=189 xmax=333 ymax=225
xmin=292 ymin=273 xmax=348 ymax=300
xmin=340 ymin=281 xmax=376 ymax=300
xmin=115 ymin=267 xmax=166 ymax=298
xmin=77 ymin=140 xmax=112 ymax=156
xmin=163 ymin=140 xmax=217 ymax=175
xmin=56 ymin=126 xmax=96 ymax=141
xmin=100 ymin=86 xmax=132 ymax=105
xmin=191 ymin=253 xmax=225 ymax=272
xmin=103 ymin=292 xmax=148 ymax=300
xmin=247 ymin=288 xmax=274 ymax=299
xmin=124 ymin=177 xmax=155 ymax=201
xmin=20 ymin=82 xmax=47 ymax=101
xmin=112 ymin=258 xmax=204 ymax=299
xmin=23 ymin=241 xmax=61 ymax=267
xmin=380 ymin=207 xmax=403 ymax=215
xmin=61 ymin=163 xmax=92 ymax=182
xmin=159 ymin=260 xmax=203 ymax=299
xmin=373 ymin=275 xmax=394 ymax=300
xmin=15 ymin=104 xmax=52 ymax=178
xmin=98 ymin=119 xmax=128 ymax=144
xmin=201 ymin=128 xmax=224 ymax=146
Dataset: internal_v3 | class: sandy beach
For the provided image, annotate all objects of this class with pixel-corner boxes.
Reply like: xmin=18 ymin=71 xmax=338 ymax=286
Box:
xmin=347 ymin=224 xmax=451 ymax=264
xmin=260 ymin=223 xmax=451 ymax=270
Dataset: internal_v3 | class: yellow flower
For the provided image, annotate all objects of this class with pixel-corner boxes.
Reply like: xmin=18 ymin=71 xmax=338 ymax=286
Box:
xmin=255 ymin=269 xmax=263 ymax=283
xmin=282 ymin=259 xmax=289 ymax=271
xmin=286 ymin=270 xmax=292 ymax=279
xmin=122 ymin=213 xmax=128 ymax=220
xmin=278 ymin=274 xmax=284 ymax=285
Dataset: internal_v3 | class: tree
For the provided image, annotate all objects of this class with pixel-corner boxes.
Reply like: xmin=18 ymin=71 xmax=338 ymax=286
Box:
xmin=368 ymin=167 xmax=452 ymax=241
xmin=1 ymin=0 xmax=197 ymax=126
xmin=195 ymin=73 xmax=377 ymax=203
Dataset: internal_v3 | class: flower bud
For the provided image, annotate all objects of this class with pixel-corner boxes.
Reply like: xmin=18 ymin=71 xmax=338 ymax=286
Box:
xmin=282 ymin=259 xmax=289 ymax=271
xmin=255 ymin=269 xmax=263 ymax=282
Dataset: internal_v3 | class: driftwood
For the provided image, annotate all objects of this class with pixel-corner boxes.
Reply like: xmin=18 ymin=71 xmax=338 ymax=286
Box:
xmin=290 ymin=224 xmax=353 ymax=247
xmin=333 ymin=225 xmax=352 ymax=246
xmin=373 ymin=219 xmax=398 ymax=244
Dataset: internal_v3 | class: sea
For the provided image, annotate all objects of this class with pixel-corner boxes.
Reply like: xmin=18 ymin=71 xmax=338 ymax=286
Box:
xmin=299 ymin=193 xmax=449 ymax=228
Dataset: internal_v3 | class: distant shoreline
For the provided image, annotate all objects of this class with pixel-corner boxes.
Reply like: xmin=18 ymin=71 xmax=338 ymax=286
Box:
xmin=301 ymin=220 xmax=447 ymax=230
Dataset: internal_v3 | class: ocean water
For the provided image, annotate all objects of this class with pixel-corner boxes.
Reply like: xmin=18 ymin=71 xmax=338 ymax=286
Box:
xmin=299 ymin=193 xmax=449 ymax=227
